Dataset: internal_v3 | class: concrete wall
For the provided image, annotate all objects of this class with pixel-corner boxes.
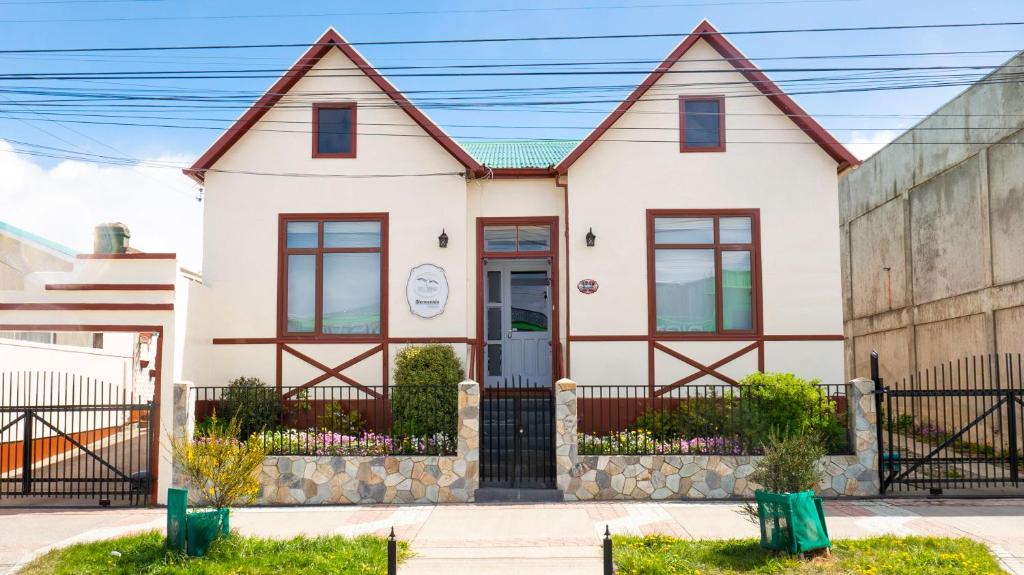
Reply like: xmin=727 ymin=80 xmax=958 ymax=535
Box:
xmin=840 ymin=51 xmax=1024 ymax=384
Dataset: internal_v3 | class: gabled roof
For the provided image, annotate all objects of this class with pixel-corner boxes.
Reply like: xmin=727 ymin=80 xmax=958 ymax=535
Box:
xmin=460 ymin=140 xmax=578 ymax=169
xmin=0 ymin=220 xmax=78 ymax=259
xmin=184 ymin=28 xmax=483 ymax=182
xmin=555 ymin=20 xmax=860 ymax=173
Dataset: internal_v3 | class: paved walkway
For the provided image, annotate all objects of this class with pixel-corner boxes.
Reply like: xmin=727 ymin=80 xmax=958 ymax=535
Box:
xmin=2 ymin=499 xmax=1023 ymax=574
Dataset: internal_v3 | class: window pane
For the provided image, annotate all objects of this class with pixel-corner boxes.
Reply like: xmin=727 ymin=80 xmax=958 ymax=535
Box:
xmin=487 ymin=344 xmax=502 ymax=377
xmin=722 ymin=251 xmax=753 ymax=331
xmin=655 ymin=249 xmax=716 ymax=332
xmin=719 ymin=217 xmax=752 ymax=244
xmin=484 ymin=226 xmax=516 ymax=252
xmin=517 ymin=225 xmax=550 ymax=252
xmin=317 ymin=107 xmax=354 ymax=154
xmin=287 ymin=255 xmax=316 ymax=332
xmin=487 ymin=270 xmax=501 ymax=303
xmin=324 ymin=221 xmax=380 ymax=248
xmin=322 ymin=252 xmax=380 ymax=335
xmin=486 ymin=308 xmax=502 ymax=341
xmin=684 ymin=99 xmax=721 ymax=149
xmin=510 ymin=271 xmax=548 ymax=332
xmin=654 ymin=217 xmax=713 ymax=244
xmin=286 ymin=221 xmax=318 ymax=248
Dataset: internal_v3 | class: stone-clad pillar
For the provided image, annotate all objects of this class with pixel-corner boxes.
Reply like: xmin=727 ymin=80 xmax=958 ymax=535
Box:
xmin=457 ymin=380 xmax=480 ymax=500
xmin=554 ymin=378 xmax=579 ymax=494
xmin=850 ymin=377 xmax=880 ymax=495
xmin=171 ymin=381 xmax=195 ymax=488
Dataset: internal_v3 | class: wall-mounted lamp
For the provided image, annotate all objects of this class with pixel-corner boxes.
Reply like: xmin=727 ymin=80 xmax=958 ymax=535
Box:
xmin=438 ymin=229 xmax=449 ymax=248
xmin=585 ymin=227 xmax=596 ymax=247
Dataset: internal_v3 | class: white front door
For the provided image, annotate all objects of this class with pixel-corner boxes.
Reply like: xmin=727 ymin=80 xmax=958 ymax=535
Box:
xmin=484 ymin=260 xmax=552 ymax=388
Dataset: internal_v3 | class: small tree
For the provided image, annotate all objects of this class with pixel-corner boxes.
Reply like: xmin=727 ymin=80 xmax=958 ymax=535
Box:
xmin=391 ymin=345 xmax=463 ymax=440
xmin=741 ymin=432 xmax=826 ymax=522
xmin=171 ymin=414 xmax=266 ymax=509
xmin=220 ymin=377 xmax=280 ymax=440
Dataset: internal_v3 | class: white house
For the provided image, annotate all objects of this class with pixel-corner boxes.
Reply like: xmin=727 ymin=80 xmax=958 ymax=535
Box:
xmin=179 ymin=20 xmax=858 ymax=396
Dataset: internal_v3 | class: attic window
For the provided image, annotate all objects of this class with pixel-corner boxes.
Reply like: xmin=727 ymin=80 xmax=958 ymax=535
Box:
xmin=313 ymin=103 xmax=356 ymax=157
xmin=679 ymin=96 xmax=724 ymax=152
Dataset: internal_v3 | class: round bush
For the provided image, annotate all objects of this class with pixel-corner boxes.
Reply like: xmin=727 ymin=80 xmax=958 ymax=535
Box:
xmin=220 ymin=377 xmax=280 ymax=440
xmin=739 ymin=372 xmax=838 ymax=449
xmin=391 ymin=345 xmax=464 ymax=440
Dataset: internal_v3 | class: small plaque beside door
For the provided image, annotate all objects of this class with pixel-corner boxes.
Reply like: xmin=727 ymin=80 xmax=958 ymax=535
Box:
xmin=577 ymin=278 xmax=599 ymax=294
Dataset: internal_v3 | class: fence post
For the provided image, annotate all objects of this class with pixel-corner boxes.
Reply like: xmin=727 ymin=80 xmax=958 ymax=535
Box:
xmin=554 ymin=379 xmax=578 ymax=496
xmin=870 ymin=351 xmax=886 ymax=495
xmin=603 ymin=525 xmax=613 ymax=575
xmin=387 ymin=527 xmax=397 ymax=575
xmin=1006 ymin=354 xmax=1020 ymax=485
xmin=21 ymin=410 xmax=32 ymax=495
xmin=171 ymin=382 xmax=195 ymax=488
xmin=457 ymin=380 xmax=480 ymax=502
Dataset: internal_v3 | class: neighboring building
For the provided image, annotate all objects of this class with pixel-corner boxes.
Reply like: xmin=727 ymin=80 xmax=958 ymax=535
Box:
xmin=839 ymin=50 xmax=1024 ymax=384
xmin=179 ymin=20 xmax=857 ymax=392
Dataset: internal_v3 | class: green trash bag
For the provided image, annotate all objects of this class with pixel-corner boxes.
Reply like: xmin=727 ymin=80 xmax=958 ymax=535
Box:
xmin=755 ymin=490 xmax=830 ymax=555
xmin=185 ymin=508 xmax=230 ymax=557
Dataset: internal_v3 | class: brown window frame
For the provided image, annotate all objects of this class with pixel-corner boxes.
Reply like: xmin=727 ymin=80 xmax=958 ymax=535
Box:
xmin=679 ymin=95 xmax=725 ymax=153
xmin=647 ymin=209 xmax=761 ymax=339
xmin=277 ymin=213 xmax=388 ymax=341
xmin=312 ymin=102 xmax=357 ymax=158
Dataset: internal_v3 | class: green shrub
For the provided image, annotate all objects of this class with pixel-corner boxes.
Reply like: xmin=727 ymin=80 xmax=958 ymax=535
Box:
xmin=630 ymin=409 xmax=679 ymax=442
xmin=739 ymin=372 xmax=837 ymax=449
xmin=320 ymin=405 xmax=366 ymax=435
xmin=391 ymin=345 xmax=463 ymax=440
xmin=220 ymin=377 xmax=280 ymax=440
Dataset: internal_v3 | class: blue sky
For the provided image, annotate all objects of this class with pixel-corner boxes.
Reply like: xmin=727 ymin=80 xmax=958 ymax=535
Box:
xmin=0 ymin=0 xmax=1022 ymax=269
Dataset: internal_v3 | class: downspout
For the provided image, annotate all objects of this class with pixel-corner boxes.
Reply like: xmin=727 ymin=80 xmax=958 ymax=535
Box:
xmin=556 ymin=171 xmax=571 ymax=379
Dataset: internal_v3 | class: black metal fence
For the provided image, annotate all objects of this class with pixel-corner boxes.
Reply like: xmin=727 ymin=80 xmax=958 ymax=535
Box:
xmin=879 ymin=353 xmax=1023 ymax=494
xmin=576 ymin=383 xmax=852 ymax=456
xmin=0 ymin=372 xmax=154 ymax=505
xmin=191 ymin=384 xmax=459 ymax=456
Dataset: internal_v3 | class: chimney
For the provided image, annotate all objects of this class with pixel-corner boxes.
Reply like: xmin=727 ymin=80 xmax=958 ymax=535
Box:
xmin=93 ymin=222 xmax=131 ymax=254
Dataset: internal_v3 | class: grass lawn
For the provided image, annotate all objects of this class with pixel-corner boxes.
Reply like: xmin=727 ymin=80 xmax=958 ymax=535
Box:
xmin=21 ymin=531 xmax=410 ymax=575
xmin=613 ymin=535 xmax=1008 ymax=575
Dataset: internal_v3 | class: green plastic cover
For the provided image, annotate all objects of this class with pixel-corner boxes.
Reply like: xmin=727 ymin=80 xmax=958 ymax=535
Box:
xmin=166 ymin=488 xmax=188 ymax=552
xmin=755 ymin=490 xmax=831 ymax=554
xmin=185 ymin=509 xmax=228 ymax=557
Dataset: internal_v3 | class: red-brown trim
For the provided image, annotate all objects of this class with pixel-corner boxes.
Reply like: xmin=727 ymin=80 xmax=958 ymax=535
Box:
xmin=76 ymin=253 xmax=176 ymax=260
xmin=567 ymin=334 xmax=842 ymax=342
xmin=679 ymin=95 xmax=725 ymax=153
xmin=388 ymin=337 xmax=473 ymax=344
xmin=476 ymin=216 xmax=560 ymax=389
xmin=0 ymin=303 xmax=173 ymax=311
xmin=184 ymin=29 xmax=483 ymax=181
xmin=45 ymin=284 xmax=174 ymax=291
xmin=212 ymin=337 xmax=280 ymax=345
xmin=569 ymin=334 xmax=650 ymax=342
xmin=556 ymin=174 xmax=571 ymax=379
xmin=647 ymin=209 xmax=761 ymax=338
xmin=656 ymin=340 xmax=758 ymax=396
xmin=312 ymin=102 xmax=357 ymax=158
xmin=0 ymin=323 xmax=164 ymax=503
xmin=280 ymin=343 xmax=384 ymax=399
xmin=762 ymin=334 xmax=844 ymax=341
xmin=277 ymin=213 xmax=388 ymax=342
xmin=555 ymin=20 xmax=859 ymax=173
xmin=489 ymin=168 xmax=557 ymax=178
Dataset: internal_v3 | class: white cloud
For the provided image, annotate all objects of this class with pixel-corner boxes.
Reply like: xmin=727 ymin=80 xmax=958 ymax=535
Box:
xmin=0 ymin=140 xmax=204 ymax=271
xmin=847 ymin=130 xmax=902 ymax=161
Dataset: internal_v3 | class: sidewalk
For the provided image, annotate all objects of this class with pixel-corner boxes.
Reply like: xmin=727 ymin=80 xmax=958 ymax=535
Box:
xmin=2 ymin=499 xmax=1023 ymax=574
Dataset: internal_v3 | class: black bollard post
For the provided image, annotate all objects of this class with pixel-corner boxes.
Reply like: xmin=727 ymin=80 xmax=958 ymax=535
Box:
xmin=604 ymin=525 xmax=613 ymax=575
xmin=388 ymin=527 xmax=397 ymax=575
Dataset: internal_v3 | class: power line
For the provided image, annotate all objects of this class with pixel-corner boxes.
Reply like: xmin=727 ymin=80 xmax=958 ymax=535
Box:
xmin=1 ymin=21 xmax=1023 ymax=54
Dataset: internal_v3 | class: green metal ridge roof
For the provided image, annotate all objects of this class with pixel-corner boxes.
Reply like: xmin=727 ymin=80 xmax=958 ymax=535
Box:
xmin=458 ymin=140 xmax=579 ymax=169
xmin=0 ymin=220 xmax=78 ymax=258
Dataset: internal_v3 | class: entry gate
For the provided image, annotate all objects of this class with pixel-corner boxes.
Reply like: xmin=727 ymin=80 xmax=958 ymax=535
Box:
xmin=0 ymin=372 xmax=154 ymax=505
xmin=875 ymin=353 xmax=1023 ymax=495
xmin=480 ymin=376 xmax=556 ymax=489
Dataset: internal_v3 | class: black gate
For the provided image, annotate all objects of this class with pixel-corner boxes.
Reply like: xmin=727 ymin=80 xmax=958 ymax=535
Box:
xmin=875 ymin=353 xmax=1023 ymax=495
xmin=0 ymin=372 xmax=154 ymax=506
xmin=480 ymin=376 xmax=555 ymax=489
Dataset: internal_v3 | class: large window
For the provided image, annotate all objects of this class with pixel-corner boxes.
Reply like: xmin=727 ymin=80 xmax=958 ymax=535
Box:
xmin=280 ymin=215 xmax=386 ymax=337
xmin=679 ymin=96 xmax=725 ymax=152
xmin=650 ymin=211 xmax=758 ymax=335
xmin=312 ymin=103 xmax=356 ymax=158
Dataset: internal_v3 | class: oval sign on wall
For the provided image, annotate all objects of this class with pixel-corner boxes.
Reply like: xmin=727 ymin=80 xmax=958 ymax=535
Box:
xmin=407 ymin=263 xmax=449 ymax=318
xmin=577 ymin=279 xmax=599 ymax=294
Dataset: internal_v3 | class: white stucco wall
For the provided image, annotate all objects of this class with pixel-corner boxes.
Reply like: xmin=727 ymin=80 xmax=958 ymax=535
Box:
xmin=565 ymin=38 xmax=844 ymax=386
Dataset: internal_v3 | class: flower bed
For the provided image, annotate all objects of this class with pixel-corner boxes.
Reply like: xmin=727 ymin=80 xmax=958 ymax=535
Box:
xmin=258 ymin=429 xmax=456 ymax=456
xmin=577 ymin=430 xmax=745 ymax=455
